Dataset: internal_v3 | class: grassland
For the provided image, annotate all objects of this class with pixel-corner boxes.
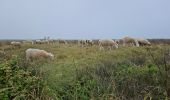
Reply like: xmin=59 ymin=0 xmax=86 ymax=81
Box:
xmin=0 ymin=42 xmax=170 ymax=100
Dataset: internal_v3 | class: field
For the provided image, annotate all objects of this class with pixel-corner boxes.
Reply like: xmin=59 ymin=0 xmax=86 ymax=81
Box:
xmin=0 ymin=41 xmax=170 ymax=100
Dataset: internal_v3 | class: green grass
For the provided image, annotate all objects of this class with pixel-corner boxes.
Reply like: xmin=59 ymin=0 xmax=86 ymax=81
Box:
xmin=0 ymin=43 xmax=170 ymax=99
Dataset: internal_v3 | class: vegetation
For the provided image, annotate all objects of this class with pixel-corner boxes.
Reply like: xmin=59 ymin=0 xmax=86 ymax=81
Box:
xmin=0 ymin=43 xmax=170 ymax=100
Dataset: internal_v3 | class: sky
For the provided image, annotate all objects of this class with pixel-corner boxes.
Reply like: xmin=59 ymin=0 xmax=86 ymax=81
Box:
xmin=0 ymin=0 xmax=170 ymax=39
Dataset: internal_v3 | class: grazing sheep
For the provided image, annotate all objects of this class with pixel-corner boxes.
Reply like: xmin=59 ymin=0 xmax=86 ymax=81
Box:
xmin=136 ymin=38 xmax=151 ymax=46
xmin=23 ymin=40 xmax=34 ymax=45
xmin=35 ymin=40 xmax=48 ymax=44
xmin=35 ymin=40 xmax=43 ymax=44
xmin=26 ymin=48 xmax=54 ymax=62
xmin=11 ymin=41 xmax=21 ymax=48
xmin=86 ymin=39 xmax=94 ymax=46
xmin=98 ymin=39 xmax=118 ymax=50
xmin=115 ymin=39 xmax=120 ymax=44
xmin=122 ymin=36 xmax=139 ymax=47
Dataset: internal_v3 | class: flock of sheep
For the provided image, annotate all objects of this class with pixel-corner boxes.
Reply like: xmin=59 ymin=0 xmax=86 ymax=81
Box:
xmin=9 ymin=36 xmax=151 ymax=62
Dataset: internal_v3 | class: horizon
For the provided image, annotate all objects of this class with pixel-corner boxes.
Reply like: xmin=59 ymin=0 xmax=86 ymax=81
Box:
xmin=0 ymin=33 xmax=170 ymax=40
xmin=0 ymin=35 xmax=170 ymax=40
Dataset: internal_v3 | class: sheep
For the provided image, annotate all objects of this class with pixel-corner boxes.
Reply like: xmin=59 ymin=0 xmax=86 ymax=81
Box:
xmin=35 ymin=40 xmax=48 ymax=44
xmin=136 ymin=38 xmax=151 ymax=46
xmin=35 ymin=40 xmax=42 ymax=44
xmin=115 ymin=39 xmax=120 ymax=44
xmin=23 ymin=40 xmax=34 ymax=45
xmin=98 ymin=39 xmax=118 ymax=50
xmin=26 ymin=48 xmax=54 ymax=62
xmin=86 ymin=39 xmax=94 ymax=46
xmin=122 ymin=36 xmax=139 ymax=47
xmin=11 ymin=41 xmax=22 ymax=48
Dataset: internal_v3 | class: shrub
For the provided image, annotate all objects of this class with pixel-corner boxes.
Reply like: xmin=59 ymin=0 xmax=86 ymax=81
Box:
xmin=0 ymin=56 xmax=50 ymax=100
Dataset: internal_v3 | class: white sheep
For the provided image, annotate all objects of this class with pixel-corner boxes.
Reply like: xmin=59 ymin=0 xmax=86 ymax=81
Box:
xmin=99 ymin=39 xmax=118 ymax=50
xmin=35 ymin=40 xmax=44 ymax=44
xmin=136 ymin=38 xmax=151 ymax=46
xmin=23 ymin=40 xmax=34 ymax=45
xmin=11 ymin=41 xmax=22 ymax=48
xmin=26 ymin=48 xmax=54 ymax=62
xmin=122 ymin=36 xmax=139 ymax=47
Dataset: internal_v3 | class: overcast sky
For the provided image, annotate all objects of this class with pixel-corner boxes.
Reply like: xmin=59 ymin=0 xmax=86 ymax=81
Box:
xmin=0 ymin=0 xmax=170 ymax=39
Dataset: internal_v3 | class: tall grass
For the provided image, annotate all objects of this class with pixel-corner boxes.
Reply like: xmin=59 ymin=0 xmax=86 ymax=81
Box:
xmin=0 ymin=43 xmax=170 ymax=99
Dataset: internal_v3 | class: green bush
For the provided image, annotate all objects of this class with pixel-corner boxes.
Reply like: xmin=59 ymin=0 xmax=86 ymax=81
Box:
xmin=0 ymin=56 xmax=50 ymax=100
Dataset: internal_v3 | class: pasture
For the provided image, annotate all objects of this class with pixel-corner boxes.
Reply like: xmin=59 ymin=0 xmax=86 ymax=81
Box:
xmin=0 ymin=41 xmax=170 ymax=100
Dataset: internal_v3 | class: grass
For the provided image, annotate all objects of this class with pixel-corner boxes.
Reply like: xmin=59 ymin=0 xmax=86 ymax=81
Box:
xmin=0 ymin=43 xmax=170 ymax=99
